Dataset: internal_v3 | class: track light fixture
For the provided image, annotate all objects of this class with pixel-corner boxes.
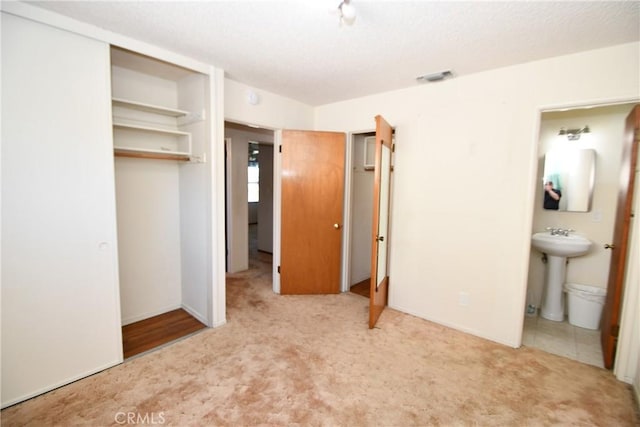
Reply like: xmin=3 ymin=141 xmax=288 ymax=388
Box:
xmin=558 ymin=125 xmax=590 ymax=140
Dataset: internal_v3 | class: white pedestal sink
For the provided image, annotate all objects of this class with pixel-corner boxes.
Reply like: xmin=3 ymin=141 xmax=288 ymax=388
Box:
xmin=531 ymin=231 xmax=592 ymax=321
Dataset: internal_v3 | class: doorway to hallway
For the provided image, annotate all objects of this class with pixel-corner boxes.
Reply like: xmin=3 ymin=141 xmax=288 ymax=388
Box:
xmin=224 ymin=121 xmax=274 ymax=274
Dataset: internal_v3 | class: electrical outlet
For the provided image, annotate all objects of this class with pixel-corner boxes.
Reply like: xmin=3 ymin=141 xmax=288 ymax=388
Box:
xmin=592 ymin=208 xmax=602 ymax=222
xmin=459 ymin=292 xmax=470 ymax=306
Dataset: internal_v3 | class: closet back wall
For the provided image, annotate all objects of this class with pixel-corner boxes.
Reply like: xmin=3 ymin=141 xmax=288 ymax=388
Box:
xmin=115 ymin=159 xmax=182 ymax=324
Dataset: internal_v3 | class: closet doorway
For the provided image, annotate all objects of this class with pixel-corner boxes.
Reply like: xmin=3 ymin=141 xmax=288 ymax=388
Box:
xmin=347 ymin=130 xmax=395 ymax=301
xmin=349 ymin=132 xmax=376 ymax=298
xmin=111 ymin=47 xmax=211 ymax=358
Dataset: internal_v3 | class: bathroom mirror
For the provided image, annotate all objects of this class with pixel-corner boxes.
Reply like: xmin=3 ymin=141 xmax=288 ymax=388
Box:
xmin=542 ymin=148 xmax=595 ymax=212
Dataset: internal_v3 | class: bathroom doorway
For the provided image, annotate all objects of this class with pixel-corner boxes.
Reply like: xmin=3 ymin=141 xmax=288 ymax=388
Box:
xmin=524 ymin=102 xmax=638 ymax=368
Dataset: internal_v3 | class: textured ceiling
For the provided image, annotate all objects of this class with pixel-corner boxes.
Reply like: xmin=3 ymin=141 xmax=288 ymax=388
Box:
xmin=28 ymin=1 xmax=640 ymax=106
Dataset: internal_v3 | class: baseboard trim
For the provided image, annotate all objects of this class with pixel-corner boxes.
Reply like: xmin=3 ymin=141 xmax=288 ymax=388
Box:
xmin=1 ymin=357 xmax=121 ymax=409
xmin=181 ymin=302 xmax=208 ymax=326
xmin=634 ymin=382 xmax=640 ymax=418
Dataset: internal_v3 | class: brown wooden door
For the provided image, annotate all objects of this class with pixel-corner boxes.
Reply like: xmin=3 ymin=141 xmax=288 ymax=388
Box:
xmin=369 ymin=115 xmax=394 ymax=328
xmin=280 ymin=130 xmax=345 ymax=294
xmin=601 ymin=104 xmax=639 ymax=368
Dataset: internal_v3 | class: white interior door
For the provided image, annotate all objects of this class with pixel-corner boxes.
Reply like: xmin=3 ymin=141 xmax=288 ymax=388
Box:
xmin=1 ymin=13 xmax=123 ymax=407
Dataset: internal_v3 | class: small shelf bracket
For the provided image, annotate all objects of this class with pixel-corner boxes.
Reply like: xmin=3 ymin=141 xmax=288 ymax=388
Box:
xmin=189 ymin=153 xmax=207 ymax=164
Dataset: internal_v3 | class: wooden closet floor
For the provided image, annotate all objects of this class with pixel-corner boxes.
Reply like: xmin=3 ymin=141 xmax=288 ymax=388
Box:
xmin=122 ymin=309 xmax=206 ymax=359
xmin=350 ymin=278 xmax=370 ymax=298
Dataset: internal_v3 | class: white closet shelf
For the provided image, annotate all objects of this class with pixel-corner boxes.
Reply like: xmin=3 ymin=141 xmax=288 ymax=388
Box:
xmin=113 ymin=121 xmax=190 ymax=136
xmin=114 ymin=147 xmax=191 ymax=161
xmin=112 ymin=97 xmax=189 ymax=117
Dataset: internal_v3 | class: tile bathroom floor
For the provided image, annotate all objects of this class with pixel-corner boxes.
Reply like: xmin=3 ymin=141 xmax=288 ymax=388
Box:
xmin=523 ymin=314 xmax=604 ymax=368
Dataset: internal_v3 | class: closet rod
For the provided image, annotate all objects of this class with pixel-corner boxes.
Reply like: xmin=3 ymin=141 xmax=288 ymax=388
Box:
xmin=114 ymin=151 xmax=190 ymax=162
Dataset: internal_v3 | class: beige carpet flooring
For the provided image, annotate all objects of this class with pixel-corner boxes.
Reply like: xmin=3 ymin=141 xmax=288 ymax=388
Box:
xmin=2 ymin=252 xmax=638 ymax=426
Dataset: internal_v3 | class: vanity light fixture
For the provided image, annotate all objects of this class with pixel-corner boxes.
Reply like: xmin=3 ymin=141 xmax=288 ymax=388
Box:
xmin=559 ymin=125 xmax=590 ymax=141
xmin=338 ymin=0 xmax=356 ymax=25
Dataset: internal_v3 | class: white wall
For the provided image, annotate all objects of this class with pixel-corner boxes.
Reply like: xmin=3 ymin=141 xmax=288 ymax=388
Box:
xmin=177 ymin=72 xmax=213 ymax=325
xmin=115 ymin=159 xmax=183 ymax=324
xmin=527 ymin=104 xmax=633 ymax=309
xmin=225 ymin=79 xmax=314 ymax=130
xmin=225 ymin=130 xmax=249 ymax=273
xmin=258 ymin=145 xmax=274 ymax=253
xmin=315 ymin=42 xmax=640 ymax=347
xmin=249 ymin=203 xmax=259 ymax=224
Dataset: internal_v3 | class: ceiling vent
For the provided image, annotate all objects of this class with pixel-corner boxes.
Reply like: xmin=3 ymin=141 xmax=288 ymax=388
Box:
xmin=416 ymin=70 xmax=453 ymax=83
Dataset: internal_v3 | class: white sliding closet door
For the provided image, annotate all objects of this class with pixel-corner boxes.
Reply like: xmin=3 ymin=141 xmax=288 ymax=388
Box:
xmin=1 ymin=13 xmax=122 ymax=406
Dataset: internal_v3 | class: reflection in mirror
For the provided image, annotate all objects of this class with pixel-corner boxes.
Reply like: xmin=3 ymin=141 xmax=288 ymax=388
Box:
xmin=543 ymin=148 xmax=595 ymax=212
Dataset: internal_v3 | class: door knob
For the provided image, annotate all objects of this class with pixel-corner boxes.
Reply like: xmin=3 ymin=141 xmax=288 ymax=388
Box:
xmin=604 ymin=243 xmax=615 ymax=249
xmin=334 ymin=223 xmax=341 ymax=229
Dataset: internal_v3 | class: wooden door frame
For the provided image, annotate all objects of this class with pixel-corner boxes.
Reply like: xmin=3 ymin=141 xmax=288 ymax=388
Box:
xmin=273 ymin=129 xmax=373 ymax=295
xmin=526 ymin=97 xmax=639 ymax=374
xmin=273 ymin=127 xmax=393 ymax=297
xmin=341 ymin=131 xmax=358 ymax=292
xmin=273 ymin=130 xmax=283 ymax=293
xmin=273 ymin=130 xmax=353 ymax=294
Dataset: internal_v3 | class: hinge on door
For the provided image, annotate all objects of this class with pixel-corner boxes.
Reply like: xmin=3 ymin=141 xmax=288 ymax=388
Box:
xmin=277 ymin=265 xmax=281 ymax=274
xmin=279 ymin=145 xmax=282 ymax=153
xmin=611 ymin=324 xmax=620 ymax=337
xmin=392 ymin=143 xmax=396 ymax=153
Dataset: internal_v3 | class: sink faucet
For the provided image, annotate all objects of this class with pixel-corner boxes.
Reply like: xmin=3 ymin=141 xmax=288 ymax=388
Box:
xmin=546 ymin=227 xmax=574 ymax=236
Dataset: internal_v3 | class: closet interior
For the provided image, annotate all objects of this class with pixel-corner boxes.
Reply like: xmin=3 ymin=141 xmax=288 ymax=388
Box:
xmin=349 ymin=133 xmax=376 ymax=298
xmin=111 ymin=46 xmax=210 ymax=357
